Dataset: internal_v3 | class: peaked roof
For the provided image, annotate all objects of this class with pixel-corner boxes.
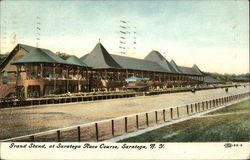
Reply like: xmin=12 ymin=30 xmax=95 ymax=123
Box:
xmin=83 ymin=43 xmax=122 ymax=69
xmin=179 ymin=66 xmax=203 ymax=75
xmin=144 ymin=50 xmax=176 ymax=73
xmin=12 ymin=48 xmax=69 ymax=65
xmin=66 ymin=55 xmax=89 ymax=67
xmin=110 ymin=54 xmax=167 ymax=72
xmin=80 ymin=54 xmax=89 ymax=61
xmin=192 ymin=64 xmax=203 ymax=74
xmin=202 ymin=76 xmax=223 ymax=83
xmin=170 ymin=60 xmax=182 ymax=73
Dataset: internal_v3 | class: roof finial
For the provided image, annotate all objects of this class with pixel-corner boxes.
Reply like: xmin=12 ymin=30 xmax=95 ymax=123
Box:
xmin=98 ymin=38 xmax=100 ymax=43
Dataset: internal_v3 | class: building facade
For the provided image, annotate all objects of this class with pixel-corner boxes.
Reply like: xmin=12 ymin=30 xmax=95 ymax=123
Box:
xmin=0 ymin=42 xmax=204 ymax=98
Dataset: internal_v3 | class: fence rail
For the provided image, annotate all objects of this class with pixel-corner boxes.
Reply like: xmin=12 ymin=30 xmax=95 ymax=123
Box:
xmin=1 ymin=91 xmax=249 ymax=142
xmin=0 ymin=85 xmax=242 ymax=109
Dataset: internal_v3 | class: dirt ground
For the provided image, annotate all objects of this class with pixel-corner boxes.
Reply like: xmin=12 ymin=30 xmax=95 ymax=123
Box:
xmin=0 ymin=86 xmax=249 ymax=140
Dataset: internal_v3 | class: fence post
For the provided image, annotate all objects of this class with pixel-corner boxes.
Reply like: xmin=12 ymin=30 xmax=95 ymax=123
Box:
xmin=163 ymin=109 xmax=166 ymax=121
xmin=195 ymin=103 xmax=198 ymax=112
xmin=146 ymin=113 xmax=149 ymax=127
xmin=186 ymin=105 xmax=189 ymax=115
xmin=111 ymin=120 xmax=114 ymax=136
xmin=57 ymin=130 xmax=61 ymax=142
xmin=191 ymin=104 xmax=193 ymax=113
xmin=170 ymin=108 xmax=173 ymax=119
xmin=95 ymin=123 xmax=99 ymax=142
xmin=136 ymin=115 xmax=139 ymax=130
xmin=125 ymin=117 xmax=128 ymax=133
xmin=155 ymin=111 xmax=158 ymax=124
xmin=30 ymin=135 xmax=34 ymax=142
xmin=77 ymin=126 xmax=81 ymax=142
xmin=177 ymin=107 xmax=180 ymax=118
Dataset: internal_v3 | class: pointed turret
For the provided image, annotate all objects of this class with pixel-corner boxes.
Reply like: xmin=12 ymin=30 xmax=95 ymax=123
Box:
xmin=170 ymin=60 xmax=182 ymax=73
xmin=144 ymin=50 xmax=175 ymax=73
xmin=192 ymin=64 xmax=203 ymax=75
xmin=82 ymin=42 xmax=122 ymax=69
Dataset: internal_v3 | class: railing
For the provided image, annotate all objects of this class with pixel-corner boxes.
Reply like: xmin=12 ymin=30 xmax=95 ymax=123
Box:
xmin=0 ymin=93 xmax=136 ymax=108
xmin=0 ymin=84 xmax=244 ymax=108
xmin=2 ymin=91 xmax=249 ymax=142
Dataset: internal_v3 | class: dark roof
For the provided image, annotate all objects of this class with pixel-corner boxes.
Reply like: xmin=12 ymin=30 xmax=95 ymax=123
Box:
xmin=12 ymin=48 xmax=69 ymax=65
xmin=202 ymin=76 xmax=223 ymax=83
xmin=66 ymin=55 xmax=89 ymax=67
xmin=179 ymin=66 xmax=203 ymax=75
xmin=110 ymin=54 xmax=167 ymax=72
xmin=83 ymin=43 xmax=122 ymax=69
xmin=80 ymin=54 xmax=89 ymax=61
xmin=144 ymin=50 xmax=176 ymax=73
xmin=19 ymin=44 xmax=36 ymax=52
xmin=170 ymin=60 xmax=182 ymax=73
xmin=192 ymin=64 xmax=203 ymax=75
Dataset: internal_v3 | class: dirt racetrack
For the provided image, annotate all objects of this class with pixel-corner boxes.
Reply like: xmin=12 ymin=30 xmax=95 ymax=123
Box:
xmin=0 ymin=86 xmax=249 ymax=140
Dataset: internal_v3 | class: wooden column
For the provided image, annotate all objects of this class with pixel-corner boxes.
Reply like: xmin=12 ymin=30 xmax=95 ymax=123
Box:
xmin=40 ymin=63 xmax=43 ymax=79
xmin=15 ymin=66 xmax=20 ymax=97
xmin=66 ymin=66 xmax=69 ymax=93
xmin=24 ymin=85 xmax=28 ymax=98
xmin=117 ymin=71 xmax=120 ymax=81
xmin=77 ymin=67 xmax=81 ymax=92
xmin=53 ymin=64 xmax=56 ymax=90
xmin=85 ymin=68 xmax=89 ymax=92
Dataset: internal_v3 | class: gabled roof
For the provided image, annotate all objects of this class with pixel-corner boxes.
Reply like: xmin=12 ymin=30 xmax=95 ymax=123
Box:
xmin=0 ymin=44 xmax=29 ymax=71
xmin=110 ymin=54 xmax=167 ymax=72
xmin=178 ymin=66 xmax=203 ymax=75
xmin=202 ymin=76 xmax=223 ymax=83
xmin=80 ymin=54 xmax=89 ymax=61
xmin=66 ymin=55 xmax=89 ymax=67
xmin=144 ymin=50 xmax=176 ymax=73
xmin=192 ymin=64 xmax=203 ymax=74
xmin=83 ymin=43 xmax=122 ymax=69
xmin=12 ymin=48 xmax=69 ymax=65
xmin=170 ymin=60 xmax=182 ymax=73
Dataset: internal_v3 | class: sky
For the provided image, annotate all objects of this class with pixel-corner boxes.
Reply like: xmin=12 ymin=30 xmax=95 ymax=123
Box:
xmin=0 ymin=0 xmax=249 ymax=74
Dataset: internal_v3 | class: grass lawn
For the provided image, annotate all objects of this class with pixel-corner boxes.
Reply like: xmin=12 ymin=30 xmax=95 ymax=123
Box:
xmin=119 ymin=99 xmax=250 ymax=142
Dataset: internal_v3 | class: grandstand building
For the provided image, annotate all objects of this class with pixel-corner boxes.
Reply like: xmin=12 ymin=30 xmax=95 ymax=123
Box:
xmin=0 ymin=42 xmax=204 ymax=98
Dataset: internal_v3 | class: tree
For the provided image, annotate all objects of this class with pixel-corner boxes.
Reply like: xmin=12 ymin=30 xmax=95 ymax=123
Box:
xmin=0 ymin=52 xmax=9 ymax=64
xmin=55 ymin=52 xmax=71 ymax=60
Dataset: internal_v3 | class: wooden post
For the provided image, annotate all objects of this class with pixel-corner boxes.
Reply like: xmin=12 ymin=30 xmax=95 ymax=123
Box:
xmin=57 ymin=130 xmax=61 ymax=142
xmin=125 ymin=117 xmax=128 ymax=133
xmin=136 ymin=115 xmax=139 ymax=130
xmin=146 ymin=113 xmax=149 ymax=127
xmin=186 ymin=105 xmax=189 ymax=115
xmin=191 ymin=104 xmax=193 ymax=113
xmin=111 ymin=120 xmax=114 ymax=136
xmin=77 ymin=126 xmax=81 ymax=142
xmin=163 ymin=109 xmax=166 ymax=121
xmin=30 ymin=135 xmax=34 ymax=142
xmin=170 ymin=108 xmax=173 ymax=119
xmin=155 ymin=111 xmax=158 ymax=124
xmin=53 ymin=64 xmax=56 ymax=90
xmin=66 ymin=66 xmax=69 ymax=93
xmin=177 ymin=107 xmax=180 ymax=118
xmin=40 ymin=63 xmax=43 ymax=79
xmin=95 ymin=123 xmax=99 ymax=142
